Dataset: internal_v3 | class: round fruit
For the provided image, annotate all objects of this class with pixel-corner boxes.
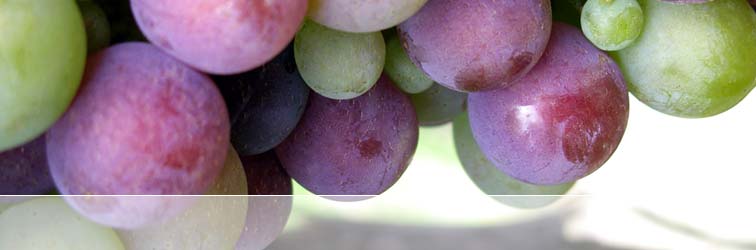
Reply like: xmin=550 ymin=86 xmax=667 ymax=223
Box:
xmin=384 ymin=30 xmax=434 ymax=94
xmin=410 ymin=83 xmax=467 ymax=126
xmin=0 ymin=0 xmax=86 ymax=151
xmin=276 ymin=75 xmax=418 ymax=198
xmin=131 ymin=0 xmax=308 ymax=74
xmin=612 ymin=0 xmax=756 ymax=118
xmin=453 ymin=113 xmax=574 ymax=209
xmin=581 ymin=0 xmax=644 ymax=51
xmin=118 ymin=146 xmax=248 ymax=250
xmin=468 ymin=23 xmax=629 ymax=185
xmin=307 ymin=0 xmax=428 ymax=33
xmin=294 ymin=20 xmax=385 ymax=100
xmin=0 ymin=197 xmax=125 ymax=250
xmin=214 ymin=45 xmax=310 ymax=156
xmin=398 ymin=0 xmax=552 ymax=92
xmin=47 ymin=42 xmax=229 ymax=228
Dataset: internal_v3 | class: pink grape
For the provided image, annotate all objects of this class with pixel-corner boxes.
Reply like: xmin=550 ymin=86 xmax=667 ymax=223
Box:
xmin=468 ymin=23 xmax=629 ymax=185
xmin=131 ymin=0 xmax=308 ymax=74
xmin=398 ymin=0 xmax=552 ymax=92
xmin=47 ymin=42 xmax=229 ymax=228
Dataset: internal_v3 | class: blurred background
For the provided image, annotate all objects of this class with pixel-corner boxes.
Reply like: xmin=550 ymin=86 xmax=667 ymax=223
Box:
xmin=266 ymin=93 xmax=756 ymax=250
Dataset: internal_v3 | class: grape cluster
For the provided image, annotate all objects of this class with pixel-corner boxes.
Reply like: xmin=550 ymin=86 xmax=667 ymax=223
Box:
xmin=1 ymin=0 xmax=755 ymax=249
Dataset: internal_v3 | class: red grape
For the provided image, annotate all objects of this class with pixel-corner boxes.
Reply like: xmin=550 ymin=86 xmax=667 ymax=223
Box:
xmin=468 ymin=23 xmax=629 ymax=185
xmin=47 ymin=42 xmax=229 ymax=228
xmin=398 ymin=0 xmax=552 ymax=92
xmin=276 ymin=75 xmax=418 ymax=199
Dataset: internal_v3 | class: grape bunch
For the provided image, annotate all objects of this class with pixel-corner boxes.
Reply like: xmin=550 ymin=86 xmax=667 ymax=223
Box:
xmin=1 ymin=0 xmax=755 ymax=249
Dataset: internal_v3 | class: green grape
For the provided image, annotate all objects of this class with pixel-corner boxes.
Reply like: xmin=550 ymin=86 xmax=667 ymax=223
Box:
xmin=117 ymin=146 xmax=248 ymax=250
xmin=0 ymin=197 xmax=125 ymax=250
xmin=77 ymin=0 xmax=110 ymax=54
xmin=294 ymin=20 xmax=385 ymax=100
xmin=612 ymin=0 xmax=756 ymax=118
xmin=453 ymin=113 xmax=574 ymax=209
xmin=581 ymin=0 xmax=643 ymax=51
xmin=411 ymin=83 xmax=467 ymax=126
xmin=384 ymin=30 xmax=434 ymax=94
xmin=0 ymin=0 xmax=87 ymax=151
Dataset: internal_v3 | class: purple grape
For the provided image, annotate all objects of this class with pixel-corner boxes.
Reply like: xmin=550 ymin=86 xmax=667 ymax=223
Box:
xmin=398 ymin=0 xmax=552 ymax=92
xmin=468 ymin=23 xmax=629 ymax=185
xmin=214 ymin=45 xmax=309 ymax=156
xmin=276 ymin=75 xmax=418 ymax=198
xmin=47 ymin=42 xmax=229 ymax=228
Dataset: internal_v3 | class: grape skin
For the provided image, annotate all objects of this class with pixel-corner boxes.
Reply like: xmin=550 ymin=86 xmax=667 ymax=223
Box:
xmin=294 ymin=20 xmax=385 ymax=100
xmin=453 ymin=113 xmax=574 ymax=209
xmin=384 ymin=29 xmax=434 ymax=94
xmin=612 ymin=0 xmax=756 ymax=118
xmin=398 ymin=0 xmax=552 ymax=92
xmin=118 ymin=146 xmax=248 ymax=250
xmin=410 ymin=83 xmax=467 ymax=126
xmin=308 ymin=0 xmax=428 ymax=33
xmin=0 ymin=197 xmax=125 ymax=250
xmin=131 ymin=0 xmax=308 ymax=75
xmin=276 ymin=75 xmax=418 ymax=198
xmin=48 ymin=43 xmax=229 ymax=228
xmin=468 ymin=23 xmax=629 ymax=185
xmin=581 ymin=0 xmax=644 ymax=51
xmin=0 ymin=0 xmax=87 ymax=151
xmin=214 ymin=45 xmax=310 ymax=156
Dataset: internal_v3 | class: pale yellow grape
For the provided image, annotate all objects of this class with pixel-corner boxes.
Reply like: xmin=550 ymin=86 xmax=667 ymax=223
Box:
xmin=0 ymin=197 xmax=125 ymax=250
xmin=117 ymin=146 xmax=248 ymax=250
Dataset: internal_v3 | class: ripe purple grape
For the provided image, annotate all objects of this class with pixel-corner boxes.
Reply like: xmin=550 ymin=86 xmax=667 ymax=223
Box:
xmin=47 ymin=42 xmax=229 ymax=228
xmin=398 ymin=0 xmax=552 ymax=92
xmin=276 ymin=75 xmax=418 ymax=198
xmin=468 ymin=23 xmax=629 ymax=185
xmin=214 ymin=45 xmax=309 ymax=156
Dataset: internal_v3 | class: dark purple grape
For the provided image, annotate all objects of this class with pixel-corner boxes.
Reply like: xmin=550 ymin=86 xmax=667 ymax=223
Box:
xmin=0 ymin=135 xmax=54 ymax=195
xmin=214 ymin=45 xmax=309 ymax=156
xmin=276 ymin=75 xmax=418 ymax=198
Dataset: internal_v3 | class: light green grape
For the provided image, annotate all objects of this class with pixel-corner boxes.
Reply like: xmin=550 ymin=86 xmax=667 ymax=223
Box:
xmin=452 ymin=113 xmax=574 ymax=209
xmin=117 ymin=146 xmax=248 ymax=250
xmin=0 ymin=203 xmax=10 ymax=214
xmin=294 ymin=20 xmax=385 ymax=100
xmin=612 ymin=0 xmax=756 ymax=118
xmin=0 ymin=0 xmax=87 ymax=151
xmin=384 ymin=30 xmax=433 ymax=94
xmin=411 ymin=83 xmax=467 ymax=126
xmin=0 ymin=197 xmax=125 ymax=250
xmin=581 ymin=0 xmax=643 ymax=51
